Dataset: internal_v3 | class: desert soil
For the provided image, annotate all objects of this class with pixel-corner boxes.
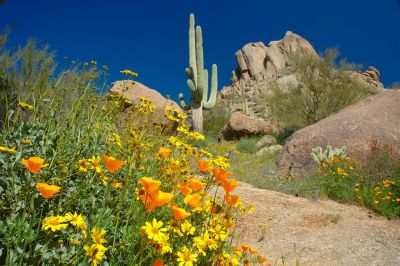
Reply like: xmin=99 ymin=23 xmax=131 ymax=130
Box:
xmin=226 ymin=183 xmax=400 ymax=266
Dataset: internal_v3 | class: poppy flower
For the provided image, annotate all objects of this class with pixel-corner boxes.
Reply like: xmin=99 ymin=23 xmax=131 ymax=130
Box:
xmin=179 ymin=184 xmax=192 ymax=196
xmin=241 ymin=244 xmax=249 ymax=251
xmin=257 ymin=255 xmax=267 ymax=263
xmin=140 ymin=177 xmax=161 ymax=193
xmin=224 ymin=194 xmax=241 ymax=207
xmin=151 ymin=189 xmax=173 ymax=207
xmin=222 ymin=179 xmax=239 ymax=193
xmin=170 ymin=206 xmax=191 ymax=220
xmin=36 ymin=183 xmax=61 ymax=199
xmin=197 ymin=159 xmax=211 ymax=172
xmin=189 ymin=179 xmax=206 ymax=191
xmin=249 ymin=247 xmax=257 ymax=254
xmin=184 ymin=193 xmax=202 ymax=208
xmin=102 ymin=155 xmax=125 ymax=173
xmin=22 ymin=157 xmax=49 ymax=173
xmin=140 ymin=189 xmax=173 ymax=211
xmin=153 ymin=259 xmax=164 ymax=266
xmin=158 ymin=147 xmax=171 ymax=158
xmin=213 ymin=168 xmax=232 ymax=184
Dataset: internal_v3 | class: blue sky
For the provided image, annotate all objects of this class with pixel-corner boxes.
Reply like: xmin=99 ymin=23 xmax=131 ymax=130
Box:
xmin=1 ymin=0 xmax=399 ymax=102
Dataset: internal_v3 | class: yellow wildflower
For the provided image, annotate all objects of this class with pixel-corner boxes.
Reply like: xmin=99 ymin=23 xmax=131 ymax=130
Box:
xmin=88 ymin=156 xmax=103 ymax=173
xmin=84 ymin=244 xmax=107 ymax=266
xmin=0 ymin=145 xmax=17 ymax=154
xmin=21 ymin=139 xmax=31 ymax=144
xmin=91 ymin=228 xmax=107 ymax=245
xmin=64 ymin=212 xmax=84 ymax=227
xmin=42 ymin=216 xmax=69 ymax=232
xmin=176 ymin=246 xmax=197 ymax=266
xmin=18 ymin=101 xmax=33 ymax=110
xmin=181 ymin=220 xmax=196 ymax=235
xmin=141 ymin=218 xmax=169 ymax=242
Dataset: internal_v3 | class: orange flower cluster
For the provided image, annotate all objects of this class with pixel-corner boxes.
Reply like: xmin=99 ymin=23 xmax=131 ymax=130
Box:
xmin=138 ymin=177 xmax=173 ymax=211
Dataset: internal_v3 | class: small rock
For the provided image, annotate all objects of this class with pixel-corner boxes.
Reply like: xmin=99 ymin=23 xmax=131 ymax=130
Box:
xmin=220 ymin=112 xmax=280 ymax=141
xmin=255 ymin=135 xmax=277 ymax=148
xmin=256 ymin=144 xmax=283 ymax=156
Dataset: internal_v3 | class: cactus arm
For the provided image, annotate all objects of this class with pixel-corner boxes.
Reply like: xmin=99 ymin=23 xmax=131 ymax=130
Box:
xmin=202 ymin=69 xmax=208 ymax=103
xmin=203 ymin=64 xmax=217 ymax=109
xmin=187 ymin=79 xmax=196 ymax=93
xmin=189 ymin=13 xmax=197 ymax=85
xmin=195 ymin=26 xmax=204 ymax=83
xmin=179 ymin=93 xmax=191 ymax=111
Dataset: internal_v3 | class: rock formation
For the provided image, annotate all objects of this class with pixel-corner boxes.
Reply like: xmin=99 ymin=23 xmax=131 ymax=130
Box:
xmin=219 ymin=31 xmax=385 ymax=118
xmin=277 ymin=90 xmax=400 ymax=176
xmin=110 ymin=80 xmax=181 ymax=134
xmin=220 ymin=112 xmax=280 ymax=141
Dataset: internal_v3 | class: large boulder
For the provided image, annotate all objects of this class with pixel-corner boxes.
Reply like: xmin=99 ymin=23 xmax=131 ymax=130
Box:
xmin=277 ymin=90 xmax=400 ymax=176
xmin=110 ymin=80 xmax=182 ymax=134
xmin=220 ymin=112 xmax=280 ymax=141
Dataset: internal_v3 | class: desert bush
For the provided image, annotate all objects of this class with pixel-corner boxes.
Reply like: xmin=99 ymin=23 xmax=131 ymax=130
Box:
xmin=236 ymin=136 xmax=261 ymax=154
xmin=302 ymin=142 xmax=400 ymax=218
xmin=263 ymin=48 xmax=374 ymax=131
xmin=0 ymin=37 xmax=268 ymax=265
xmin=203 ymin=103 xmax=231 ymax=139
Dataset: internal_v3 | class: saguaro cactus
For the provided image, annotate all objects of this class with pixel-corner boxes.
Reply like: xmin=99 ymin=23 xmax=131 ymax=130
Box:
xmin=179 ymin=13 xmax=218 ymax=133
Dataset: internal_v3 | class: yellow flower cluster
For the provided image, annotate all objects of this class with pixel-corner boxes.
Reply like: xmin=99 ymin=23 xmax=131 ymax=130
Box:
xmin=120 ymin=69 xmax=138 ymax=77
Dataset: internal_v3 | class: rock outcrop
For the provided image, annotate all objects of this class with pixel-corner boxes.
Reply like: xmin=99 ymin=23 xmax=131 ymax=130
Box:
xmin=277 ymin=90 xmax=400 ymax=176
xmin=110 ymin=80 xmax=181 ymax=134
xmin=219 ymin=31 xmax=385 ymax=119
xmin=221 ymin=31 xmax=317 ymax=100
xmin=220 ymin=112 xmax=280 ymax=141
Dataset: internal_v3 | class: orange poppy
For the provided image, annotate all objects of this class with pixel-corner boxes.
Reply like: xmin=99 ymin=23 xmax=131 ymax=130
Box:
xmin=140 ymin=189 xmax=173 ymax=211
xmin=151 ymin=189 xmax=174 ymax=207
xmin=257 ymin=255 xmax=267 ymax=263
xmin=184 ymin=193 xmax=202 ymax=207
xmin=241 ymin=244 xmax=249 ymax=251
xmin=153 ymin=259 xmax=164 ymax=266
xmin=249 ymin=247 xmax=257 ymax=254
xmin=158 ymin=147 xmax=171 ymax=158
xmin=212 ymin=168 xmax=232 ymax=184
xmin=224 ymin=194 xmax=241 ymax=207
xmin=22 ymin=157 xmax=48 ymax=173
xmin=102 ymin=155 xmax=125 ymax=173
xmin=179 ymin=184 xmax=192 ymax=196
xmin=222 ymin=179 xmax=239 ymax=193
xmin=36 ymin=183 xmax=61 ymax=199
xmin=170 ymin=206 xmax=191 ymax=220
xmin=139 ymin=177 xmax=161 ymax=193
xmin=189 ymin=178 xmax=206 ymax=191
xmin=197 ymin=159 xmax=211 ymax=172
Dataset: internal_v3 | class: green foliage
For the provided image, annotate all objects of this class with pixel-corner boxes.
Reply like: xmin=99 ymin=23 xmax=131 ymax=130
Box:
xmin=203 ymin=103 xmax=230 ymax=139
xmin=236 ymin=136 xmax=260 ymax=154
xmin=300 ymin=144 xmax=400 ymax=218
xmin=263 ymin=48 xmax=374 ymax=131
xmin=178 ymin=13 xmax=218 ymax=133
xmin=0 ymin=32 xmax=108 ymax=128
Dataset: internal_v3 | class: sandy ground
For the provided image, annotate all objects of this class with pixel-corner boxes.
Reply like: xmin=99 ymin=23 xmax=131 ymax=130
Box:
xmin=227 ymin=183 xmax=400 ymax=266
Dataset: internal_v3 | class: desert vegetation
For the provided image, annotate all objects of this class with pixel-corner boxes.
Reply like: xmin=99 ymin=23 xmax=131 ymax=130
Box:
xmin=0 ymin=33 xmax=273 ymax=265
xmin=262 ymin=49 xmax=374 ymax=132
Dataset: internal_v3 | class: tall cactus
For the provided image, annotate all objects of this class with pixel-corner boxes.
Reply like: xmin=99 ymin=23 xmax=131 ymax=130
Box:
xmin=179 ymin=13 xmax=218 ymax=133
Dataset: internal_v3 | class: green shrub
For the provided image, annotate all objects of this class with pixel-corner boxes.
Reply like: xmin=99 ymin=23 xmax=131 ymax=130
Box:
xmin=203 ymin=103 xmax=230 ymax=139
xmin=235 ymin=136 xmax=260 ymax=154
xmin=300 ymin=142 xmax=400 ymax=218
xmin=263 ymin=48 xmax=374 ymax=131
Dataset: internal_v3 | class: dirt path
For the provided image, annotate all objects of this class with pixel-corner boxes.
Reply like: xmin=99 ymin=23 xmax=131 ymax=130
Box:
xmin=228 ymin=183 xmax=400 ymax=266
